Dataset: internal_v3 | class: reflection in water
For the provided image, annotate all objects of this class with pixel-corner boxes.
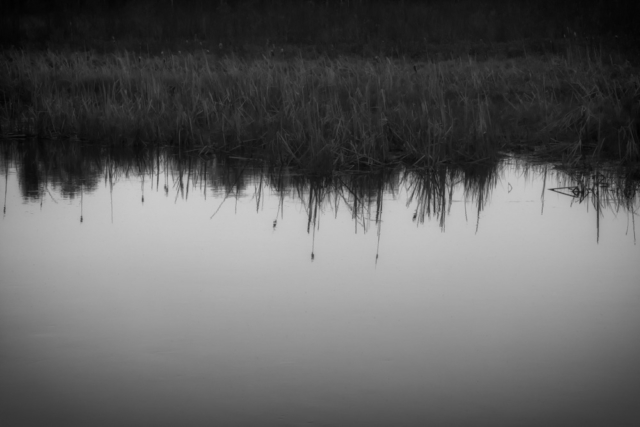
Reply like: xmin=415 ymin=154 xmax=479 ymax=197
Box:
xmin=548 ymin=168 xmax=638 ymax=243
xmin=1 ymin=141 xmax=639 ymax=427
xmin=1 ymin=141 xmax=637 ymax=247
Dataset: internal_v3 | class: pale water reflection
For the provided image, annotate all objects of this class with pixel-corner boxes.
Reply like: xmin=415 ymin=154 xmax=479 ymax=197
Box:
xmin=0 ymin=142 xmax=639 ymax=427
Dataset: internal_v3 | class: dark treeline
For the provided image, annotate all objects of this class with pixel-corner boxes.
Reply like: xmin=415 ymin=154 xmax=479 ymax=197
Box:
xmin=2 ymin=0 xmax=638 ymax=51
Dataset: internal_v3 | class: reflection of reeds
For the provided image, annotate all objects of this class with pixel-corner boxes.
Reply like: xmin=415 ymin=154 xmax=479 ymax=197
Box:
xmin=550 ymin=167 xmax=639 ymax=242
xmin=403 ymin=163 xmax=499 ymax=232
xmin=2 ymin=141 xmax=637 ymax=243
xmin=2 ymin=143 xmax=8 ymax=216
xmin=406 ymin=168 xmax=450 ymax=229
xmin=80 ymin=184 xmax=83 ymax=223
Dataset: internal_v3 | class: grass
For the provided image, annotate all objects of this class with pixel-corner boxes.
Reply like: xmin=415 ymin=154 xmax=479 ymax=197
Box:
xmin=2 ymin=42 xmax=639 ymax=173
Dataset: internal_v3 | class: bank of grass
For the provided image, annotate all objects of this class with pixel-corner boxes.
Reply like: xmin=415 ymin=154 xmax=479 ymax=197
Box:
xmin=1 ymin=46 xmax=639 ymax=173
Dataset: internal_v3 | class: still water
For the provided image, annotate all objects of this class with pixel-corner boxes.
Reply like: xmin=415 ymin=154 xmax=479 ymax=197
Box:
xmin=1 ymin=142 xmax=639 ymax=426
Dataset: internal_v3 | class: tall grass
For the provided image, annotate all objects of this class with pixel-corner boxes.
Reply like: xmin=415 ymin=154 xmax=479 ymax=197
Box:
xmin=1 ymin=46 xmax=639 ymax=172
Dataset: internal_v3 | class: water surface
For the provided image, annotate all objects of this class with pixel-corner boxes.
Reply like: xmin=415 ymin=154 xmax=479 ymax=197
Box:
xmin=1 ymin=142 xmax=639 ymax=426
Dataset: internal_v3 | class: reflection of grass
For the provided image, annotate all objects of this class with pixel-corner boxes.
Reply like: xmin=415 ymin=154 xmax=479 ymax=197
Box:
xmin=549 ymin=166 xmax=639 ymax=242
xmin=3 ymin=142 xmax=637 ymax=243
xmin=2 ymin=45 xmax=639 ymax=172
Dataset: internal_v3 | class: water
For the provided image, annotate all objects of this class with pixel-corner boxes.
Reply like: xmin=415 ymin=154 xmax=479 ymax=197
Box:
xmin=1 ymin=142 xmax=639 ymax=427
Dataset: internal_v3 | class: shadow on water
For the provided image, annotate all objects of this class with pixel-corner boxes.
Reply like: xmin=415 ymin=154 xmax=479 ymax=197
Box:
xmin=1 ymin=140 xmax=638 ymax=247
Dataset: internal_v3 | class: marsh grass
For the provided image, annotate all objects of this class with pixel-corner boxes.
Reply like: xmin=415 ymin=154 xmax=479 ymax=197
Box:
xmin=1 ymin=45 xmax=639 ymax=173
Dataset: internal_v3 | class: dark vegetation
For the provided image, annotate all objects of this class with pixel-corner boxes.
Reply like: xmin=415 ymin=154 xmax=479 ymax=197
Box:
xmin=1 ymin=0 xmax=639 ymax=174
xmin=3 ymin=0 xmax=639 ymax=52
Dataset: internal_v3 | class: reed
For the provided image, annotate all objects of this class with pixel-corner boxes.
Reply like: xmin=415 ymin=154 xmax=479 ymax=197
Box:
xmin=1 ymin=46 xmax=639 ymax=172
